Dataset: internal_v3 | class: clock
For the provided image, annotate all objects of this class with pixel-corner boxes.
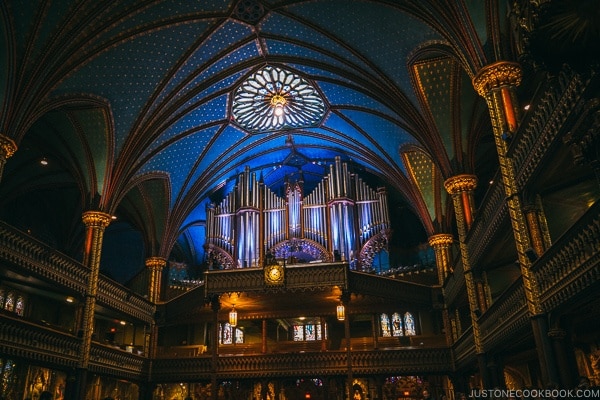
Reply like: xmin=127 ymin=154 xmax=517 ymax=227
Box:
xmin=264 ymin=263 xmax=285 ymax=285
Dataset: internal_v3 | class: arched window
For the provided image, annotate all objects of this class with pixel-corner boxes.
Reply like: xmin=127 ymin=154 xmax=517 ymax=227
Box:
xmin=391 ymin=312 xmax=403 ymax=336
xmin=221 ymin=323 xmax=233 ymax=344
xmin=380 ymin=313 xmax=391 ymax=337
xmin=404 ymin=312 xmax=416 ymax=335
xmin=15 ymin=296 xmax=25 ymax=316
xmin=4 ymin=292 xmax=14 ymax=312
xmin=235 ymin=328 xmax=244 ymax=344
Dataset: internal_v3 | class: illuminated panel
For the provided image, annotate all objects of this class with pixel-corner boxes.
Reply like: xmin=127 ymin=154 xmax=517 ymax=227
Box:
xmin=231 ymin=66 xmax=326 ymax=133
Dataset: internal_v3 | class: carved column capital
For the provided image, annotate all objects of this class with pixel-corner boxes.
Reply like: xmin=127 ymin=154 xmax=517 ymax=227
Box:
xmin=444 ymin=174 xmax=478 ymax=195
xmin=145 ymin=256 xmax=167 ymax=271
xmin=428 ymin=233 xmax=454 ymax=248
xmin=81 ymin=211 xmax=112 ymax=228
xmin=0 ymin=134 xmax=17 ymax=159
xmin=472 ymin=61 xmax=522 ymax=97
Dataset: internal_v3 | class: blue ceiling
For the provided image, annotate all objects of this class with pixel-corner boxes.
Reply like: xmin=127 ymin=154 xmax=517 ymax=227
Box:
xmin=0 ymin=0 xmax=513 ymax=282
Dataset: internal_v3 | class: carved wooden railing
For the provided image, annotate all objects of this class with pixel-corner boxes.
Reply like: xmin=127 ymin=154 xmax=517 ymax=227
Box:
xmin=532 ymin=200 xmax=600 ymax=311
xmin=89 ymin=343 xmax=146 ymax=380
xmin=151 ymin=348 xmax=452 ymax=382
xmin=0 ymin=312 xmax=79 ymax=367
xmin=0 ymin=313 xmax=147 ymax=379
xmin=204 ymin=262 xmax=349 ymax=295
xmin=0 ymin=221 xmax=155 ymax=322
xmin=477 ymin=278 xmax=530 ymax=351
xmin=203 ymin=263 xmax=433 ymax=307
xmin=510 ymin=68 xmax=587 ymax=189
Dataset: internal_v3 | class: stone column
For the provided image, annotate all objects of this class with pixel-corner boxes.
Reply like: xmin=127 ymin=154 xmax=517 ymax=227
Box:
xmin=74 ymin=211 xmax=112 ymax=400
xmin=210 ymin=296 xmax=220 ymax=400
xmin=429 ymin=234 xmax=454 ymax=284
xmin=144 ymin=256 xmax=165 ymax=395
xmin=146 ymin=256 xmax=166 ymax=303
xmin=445 ymin=174 xmax=492 ymax=387
xmin=472 ymin=61 xmax=559 ymax=386
xmin=0 ymin=134 xmax=17 ymax=183
xmin=429 ymin=234 xmax=455 ymax=345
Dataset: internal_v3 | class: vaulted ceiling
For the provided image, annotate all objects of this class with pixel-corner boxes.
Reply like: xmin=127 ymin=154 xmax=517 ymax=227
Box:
xmin=0 ymin=0 xmax=595 ymax=284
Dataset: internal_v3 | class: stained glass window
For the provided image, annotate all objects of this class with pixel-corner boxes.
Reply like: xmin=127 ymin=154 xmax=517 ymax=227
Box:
xmin=404 ymin=312 xmax=416 ymax=335
xmin=232 ymin=66 xmax=326 ymax=133
xmin=235 ymin=328 xmax=244 ymax=344
xmin=380 ymin=313 xmax=391 ymax=337
xmin=391 ymin=312 xmax=403 ymax=336
xmin=15 ymin=296 xmax=24 ymax=316
xmin=4 ymin=293 xmax=14 ymax=312
xmin=305 ymin=324 xmax=316 ymax=341
xmin=222 ymin=323 xmax=233 ymax=344
xmin=293 ymin=325 xmax=304 ymax=341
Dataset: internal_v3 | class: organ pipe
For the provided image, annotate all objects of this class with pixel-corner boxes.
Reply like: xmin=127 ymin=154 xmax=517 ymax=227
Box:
xmin=205 ymin=159 xmax=389 ymax=270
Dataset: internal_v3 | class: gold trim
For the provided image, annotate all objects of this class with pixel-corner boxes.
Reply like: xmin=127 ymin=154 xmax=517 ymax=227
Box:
xmin=0 ymin=134 xmax=17 ymax=159
xmin=428 ymin=233 xmax=453 ymax=247
xmin=443 ymin=174 xmax=477 ymax=194
xmin=82 ymin=211 xmax=112 ymax=228
xmin=472 ymin=61 xmax=522 ymax=97
xmin=264 ymin=263 xmax=285 ymax=285
xmin=145 ymin=256 xmax=167 ymax=270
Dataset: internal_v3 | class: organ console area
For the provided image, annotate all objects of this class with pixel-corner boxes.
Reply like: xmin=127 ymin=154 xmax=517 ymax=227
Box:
xmin=204 ymin=156 xmax=391 ymax=271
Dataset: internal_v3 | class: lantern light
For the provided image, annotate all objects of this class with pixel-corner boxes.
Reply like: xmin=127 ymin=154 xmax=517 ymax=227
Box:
xmin=229 ymin=305 xmax=238 ymax=327
xmin=336 ymin=302 xmax=345 ymax=321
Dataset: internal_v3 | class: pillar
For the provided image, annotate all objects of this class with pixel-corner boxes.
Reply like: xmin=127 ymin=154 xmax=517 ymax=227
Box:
xmin=0 ymin=134 xmax=17 ymax=183
xmin=472 ymin=61 xmax=559 ymax=386
xmin=428 ymin=234 xmax=455 ymax=345
xmin=146 ymin=256 xmax=166 ymax=303
xmin=73 ymin=211 xmax=112 ymax=400
xmin=444 ymin=176 xmax=483 ymax=326
xmin=429 ymin=234 xmax=454 ymax=284
xmin=210 ymin=295 xmax=220 ymax=400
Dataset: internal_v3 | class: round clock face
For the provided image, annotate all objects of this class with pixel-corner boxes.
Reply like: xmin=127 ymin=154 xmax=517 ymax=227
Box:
xmin=269 ymin=267 xmax=281 ymax=281
xmin=266 ymin=265 xmax=283 ymax=284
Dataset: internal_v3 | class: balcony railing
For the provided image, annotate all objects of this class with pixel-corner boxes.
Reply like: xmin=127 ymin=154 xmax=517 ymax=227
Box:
xmin=0 ymin=221 xmax=155 ymax=322
xmin=150 ymin=347 xmax=453 ymax=381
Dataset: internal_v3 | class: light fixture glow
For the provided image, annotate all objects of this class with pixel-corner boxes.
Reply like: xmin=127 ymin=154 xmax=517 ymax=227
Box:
xmin=231 ymin=65 xmax=326 ymax=133
xmin=229 ymin=305 xmax=238 ymax=327
xmin=40 ymin=157 xmax=48 ymax=166
xmin=336 ymin=302 xmax=345 ymax=321
xmin=270 ymin=94 xmax=287 ymax=116
xmin=65 ymin=296 xmax=74 ymax=303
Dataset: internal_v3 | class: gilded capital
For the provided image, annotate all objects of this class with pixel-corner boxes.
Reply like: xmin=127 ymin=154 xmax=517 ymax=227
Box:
xmin=82 ymin=211 xmax=112 ymax=228
xmin=428 ymin=233 xmax=454 ymax=247
xmin=145 ymin=256 xmax=167 ymax=270
xmin=444 ymin=174 xmax=478 ymax=195
xmin=472 ymin=61 xmax=522 ymax=97
xmin=0 ymin=134 xmax=17 ymax=159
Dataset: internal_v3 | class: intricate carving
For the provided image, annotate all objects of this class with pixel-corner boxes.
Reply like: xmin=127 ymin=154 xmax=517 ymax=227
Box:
xmin=428 ymin=234 xmax=453 ymax=247
xmin=0 ymin=134 xmax=17 ymax=158
xmin=81 ymin=211 xmax=112 ymax=228
xmin=443 ymin=174 xmax=478 ymax=194
xmin=472 ymin=61 xmax=522 ymax=97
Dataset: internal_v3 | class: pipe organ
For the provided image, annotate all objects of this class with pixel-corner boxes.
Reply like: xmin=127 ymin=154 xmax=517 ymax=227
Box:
xmin=205 ymin=157 xmax=390 ymax=270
